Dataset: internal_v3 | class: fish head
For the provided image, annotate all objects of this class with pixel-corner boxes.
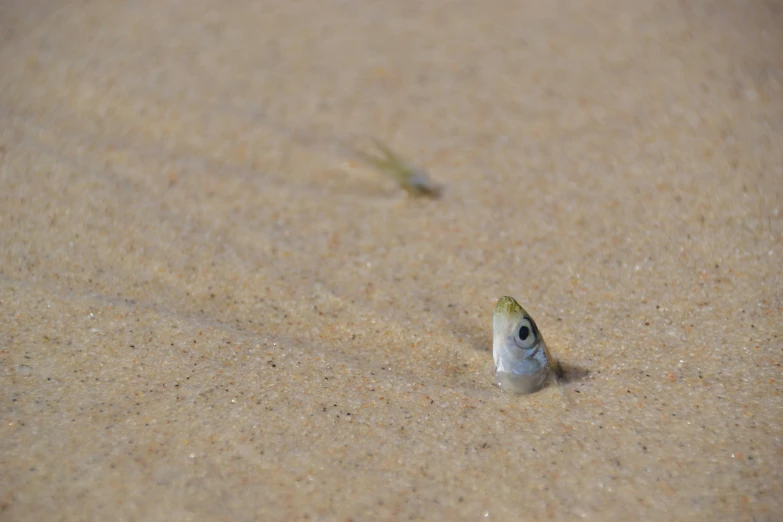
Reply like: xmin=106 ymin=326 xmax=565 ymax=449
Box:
xmin=492 ymin=296 xmax=554 ymax=394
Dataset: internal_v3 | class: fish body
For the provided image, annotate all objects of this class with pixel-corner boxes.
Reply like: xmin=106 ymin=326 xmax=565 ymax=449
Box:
xmin=354 ymin=138 xmax=442 ymax=197
xmin=492 ymin=296 xmax=562 ymax=394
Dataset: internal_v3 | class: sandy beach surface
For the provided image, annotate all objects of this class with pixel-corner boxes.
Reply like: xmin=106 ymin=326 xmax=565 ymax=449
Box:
xmin=1 ymin=1 xmax=781 ymax=520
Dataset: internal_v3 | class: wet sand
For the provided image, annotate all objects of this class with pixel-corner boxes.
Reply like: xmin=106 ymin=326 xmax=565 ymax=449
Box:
xmin=1 ymin=1 xmax=781 ymax=520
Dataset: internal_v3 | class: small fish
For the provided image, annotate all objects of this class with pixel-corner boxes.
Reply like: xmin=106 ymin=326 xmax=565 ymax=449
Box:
xmin=493 ymin=296 xmax=563 ymax=394
xmin=353 ymin=138 xmax=442 ymax=197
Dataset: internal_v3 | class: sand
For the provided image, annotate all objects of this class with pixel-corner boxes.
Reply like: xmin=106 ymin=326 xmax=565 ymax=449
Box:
xmin=1 ymin=1 xmax=781 ymax=520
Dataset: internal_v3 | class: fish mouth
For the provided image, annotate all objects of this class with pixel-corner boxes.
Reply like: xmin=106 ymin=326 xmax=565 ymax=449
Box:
xmin=494 ymin=296 xmax=525 ymax=317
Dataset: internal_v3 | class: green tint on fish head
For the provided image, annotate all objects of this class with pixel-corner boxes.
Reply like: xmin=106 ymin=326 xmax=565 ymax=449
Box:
xmin=493 ymin=296 xmax=561 ymax=394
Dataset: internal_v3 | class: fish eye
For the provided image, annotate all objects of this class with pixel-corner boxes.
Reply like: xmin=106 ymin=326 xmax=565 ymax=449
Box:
xmin=518 ymin=325 xmax=530 ymax=340
xmin=514 ymin=319 xmax=537 ymax=350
